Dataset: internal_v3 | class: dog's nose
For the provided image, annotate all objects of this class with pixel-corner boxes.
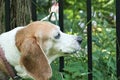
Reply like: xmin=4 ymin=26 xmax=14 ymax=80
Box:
xmin=77 ymin=36 xmax=82 ymax=44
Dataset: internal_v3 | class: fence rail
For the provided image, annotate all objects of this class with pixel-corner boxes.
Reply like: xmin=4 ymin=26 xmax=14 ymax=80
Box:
xmin=31 ymin=0 xmax=37 ymax=21
xmin=58 ymin=0 xmax=64 ymax=72
xmin=116 ymin=0 xmax=120 ymax=79
xmin=87 ymin=0 xmax=92 ymax=80
xmin=5 ymin=0 xmax=10 ymax=31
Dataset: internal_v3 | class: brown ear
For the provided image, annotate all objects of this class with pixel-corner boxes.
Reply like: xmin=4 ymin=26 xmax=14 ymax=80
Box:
xmin=19 ymin=37 xmax=52 ymax=80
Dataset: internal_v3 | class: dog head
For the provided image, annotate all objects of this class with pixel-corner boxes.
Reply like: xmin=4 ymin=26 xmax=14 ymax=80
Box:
xmin=32 ymin=21 xmax=82 ymax=62
xmin=15 ymin=21 xmax=82 ymax=80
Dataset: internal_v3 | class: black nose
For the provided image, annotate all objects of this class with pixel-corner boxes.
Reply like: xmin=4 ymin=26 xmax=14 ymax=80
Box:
xmin=77 ymin=36 xmax=82 ymax=44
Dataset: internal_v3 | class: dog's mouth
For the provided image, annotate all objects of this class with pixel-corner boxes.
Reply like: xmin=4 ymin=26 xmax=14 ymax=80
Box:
xmin=59 ymin=45 xmax=81 ymax=55
xmin=64 ymin=49 xmax=80 ymax=54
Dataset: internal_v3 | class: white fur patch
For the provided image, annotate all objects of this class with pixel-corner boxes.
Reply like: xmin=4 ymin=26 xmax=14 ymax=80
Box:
xmin=0 ymin=27 xmax=32 ymax=78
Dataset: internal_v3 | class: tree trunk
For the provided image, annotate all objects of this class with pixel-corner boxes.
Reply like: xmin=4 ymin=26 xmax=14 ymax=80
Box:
xmin=10 ymin=0 xmax=32 ymax=28
xmin=0 ymin=0 xmax=32 ymax=33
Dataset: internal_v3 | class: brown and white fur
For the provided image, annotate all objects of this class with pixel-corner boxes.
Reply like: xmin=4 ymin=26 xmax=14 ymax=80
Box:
xmin=0 ymin=21 xmax=82 ymax=80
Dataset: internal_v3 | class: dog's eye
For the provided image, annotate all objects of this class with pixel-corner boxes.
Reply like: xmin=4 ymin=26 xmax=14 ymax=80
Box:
xmin=54 ymin=33 xmax=60 ymax=39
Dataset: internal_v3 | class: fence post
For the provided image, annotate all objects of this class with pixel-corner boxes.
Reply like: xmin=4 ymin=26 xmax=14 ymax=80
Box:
xmin=87 ymin=0 xmax=92 ymax=80
xmin=5 ymin=0 xmax=10 ymax=31
xmin=58 ymin=0 xmax=64 ymax=72
xmin=31 ymin=0 xmax=37 ymax=21
xmin=116 ymin=0 xmax=120 ymax=79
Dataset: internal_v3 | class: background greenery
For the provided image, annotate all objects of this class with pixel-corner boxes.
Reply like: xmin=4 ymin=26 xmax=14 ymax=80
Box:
xmin=32 ymin=0 xmax=116 ymax=80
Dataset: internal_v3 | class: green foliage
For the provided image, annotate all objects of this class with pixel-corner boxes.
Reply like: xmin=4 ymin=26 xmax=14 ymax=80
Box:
xmin=63 ymin=57 xmax=88 ymax=80
xmin=92 ymin=28 xmax=116 ymax=80
xmin=50 ymin=59 xmax=64 ymax=80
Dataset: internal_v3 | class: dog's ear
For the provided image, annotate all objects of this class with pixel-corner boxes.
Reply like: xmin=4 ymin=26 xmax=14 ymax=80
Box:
xmin=16 ymin=37 xmax=52 ymax=80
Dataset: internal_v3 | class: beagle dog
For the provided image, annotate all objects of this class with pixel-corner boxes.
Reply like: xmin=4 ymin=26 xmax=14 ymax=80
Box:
xmin=0 ymin=21 xmax=82 ymax=80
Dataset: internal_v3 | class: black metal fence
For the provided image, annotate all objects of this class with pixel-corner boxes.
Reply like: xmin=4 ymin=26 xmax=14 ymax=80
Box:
xmin=116 ymin=0 xmax=120 ymax=79
xmin=4 ymin=0 xmax=120 ymax=80
xmin=87 ymin=0 xmax=92 ymax=80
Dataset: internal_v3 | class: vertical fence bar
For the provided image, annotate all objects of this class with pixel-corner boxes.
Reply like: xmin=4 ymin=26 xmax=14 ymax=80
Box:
xmin=58 ymin=0 xmax=64 ymax=72
xmin=87 ymin=0 xmax=92 ymax=80
xmin=116 ymin=0 xmax=120 ymax=79
xmin=58 ymin=0 xmax=64 ymax=32
xmin=31 ymin=0 xmax=37 ymax=21
xmin=5 ymin=0 xmax=10 ymax=31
